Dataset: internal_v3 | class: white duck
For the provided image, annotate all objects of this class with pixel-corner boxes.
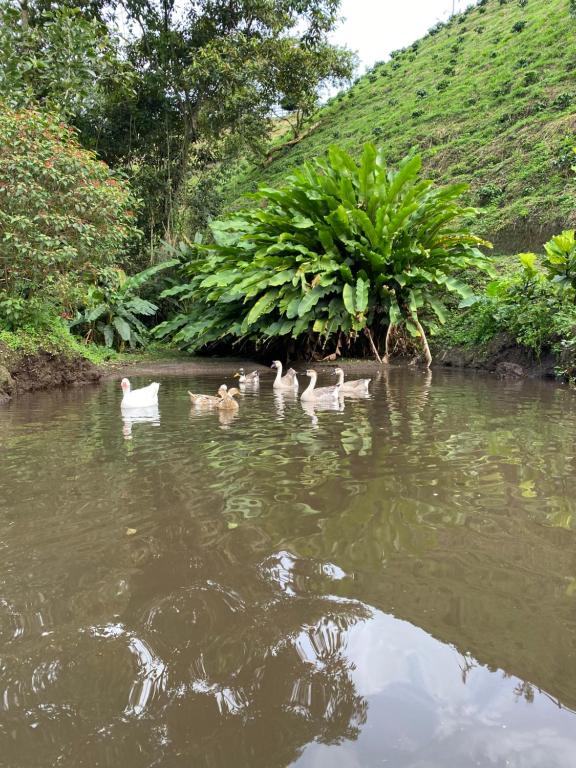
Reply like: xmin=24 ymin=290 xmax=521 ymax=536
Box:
xmin=120 ymin=378 xmax=160 ymax=409
xmin=271 ymin=360 xmax=299 ymax=390
xmin=300 ymin=369 xmax=342 ymax=402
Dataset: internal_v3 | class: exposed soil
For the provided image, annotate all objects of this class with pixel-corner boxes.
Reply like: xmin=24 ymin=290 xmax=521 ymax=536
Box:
xmin=0 ymin=346 xmax=101 ymax=403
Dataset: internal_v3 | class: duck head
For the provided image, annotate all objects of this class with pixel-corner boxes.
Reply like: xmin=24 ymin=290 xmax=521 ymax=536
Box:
xmin=121 ymin=378 xmax=131 ymax=393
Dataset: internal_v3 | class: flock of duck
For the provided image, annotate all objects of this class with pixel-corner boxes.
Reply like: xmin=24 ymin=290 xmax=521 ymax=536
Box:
xmin=119 ymin=361 xmax=371 ymax=411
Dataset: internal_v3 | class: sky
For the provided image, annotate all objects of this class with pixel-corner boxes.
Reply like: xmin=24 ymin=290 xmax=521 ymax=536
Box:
xmin=330 ymin=0 xmax=470 ymax=71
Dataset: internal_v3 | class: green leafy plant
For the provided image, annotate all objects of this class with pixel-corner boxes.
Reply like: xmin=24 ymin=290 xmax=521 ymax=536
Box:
xmin=0 ymin=105 xmax=140 ymax=295
xmin=155 ymin=144 xmax=492 ymax=365
xmin=71 ymin=261 xmax=177 ymax=350
xmin=542 ymin=230 xmax=576 ymax=294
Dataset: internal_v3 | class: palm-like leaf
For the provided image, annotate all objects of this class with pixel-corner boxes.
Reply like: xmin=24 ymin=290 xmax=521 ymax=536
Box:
xmin=154 ymin=143 xmax=493 ymax=361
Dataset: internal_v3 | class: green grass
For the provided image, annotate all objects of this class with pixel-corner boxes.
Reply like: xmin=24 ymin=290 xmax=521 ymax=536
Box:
xmin=0 ymin=321 xmax=182 ymax=370
xmin=222 ymin=0 xmax=576 ymax=252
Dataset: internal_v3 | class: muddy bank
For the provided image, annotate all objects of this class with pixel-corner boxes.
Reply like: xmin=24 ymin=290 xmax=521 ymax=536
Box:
xmin=435 ymin=334 xmax=559 ymax=379
xmin=102 ymin=356 xmax=387 ymax=380
xmin=0 ymin=347 xmax=101 ymax=403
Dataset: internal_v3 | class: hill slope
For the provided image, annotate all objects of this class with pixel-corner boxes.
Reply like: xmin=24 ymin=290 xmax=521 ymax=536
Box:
xmin=224 ymin=0 xmax=576 ymax=252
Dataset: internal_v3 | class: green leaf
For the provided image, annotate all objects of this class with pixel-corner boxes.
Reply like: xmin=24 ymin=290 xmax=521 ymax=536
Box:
xmin=355 ymin=277 xmax=369 ymax=313
xmin=86 ymin=304 xmax=107 ymax=322
xmin=113 ymin=316 xmax=131 ymax=342
xmin=102 ymin=324 xmax=114 ymax=348
xmin=342 ymin=283 xmax=355 ymax=315
xmin=243 ymin=291 xmax=276 ymax=329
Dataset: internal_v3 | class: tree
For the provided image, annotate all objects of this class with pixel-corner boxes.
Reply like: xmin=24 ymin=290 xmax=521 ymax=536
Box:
xmin=0 ymin=2 xmax=128 ymax=118
xmin=75 ymin=0 xmax=355 ymax=244
xmin=0 ymin=105 xmax=139 ymax=296
xmin=154 ymin=143 xmax=493 ymax=366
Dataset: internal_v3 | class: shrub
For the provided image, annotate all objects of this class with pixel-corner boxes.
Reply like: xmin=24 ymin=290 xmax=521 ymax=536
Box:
xmin=512 ymin=20 xmax=527 ymax=32
xmin=523 ymin=70 xmax=539 ymax=85
xmin=552 ymin=92 xmax=571 ymax=110
xmin=154 ymin=144 xmax=492 ymax=365
xmin=70 ymin=261 xmax=176 ymax=350
xmin=437 ymin=80 xmax=450 ymax=92
xmin=477 ymin=183 xmax=504 ymax=205
xmin=0 ymin=105 xmax=139 ymax=296
xmin=542 ymin=230 xmax=576 ymax=293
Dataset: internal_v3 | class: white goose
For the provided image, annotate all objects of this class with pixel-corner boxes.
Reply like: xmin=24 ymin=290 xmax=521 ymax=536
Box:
xmin=271 ymin=360 xmax=299 ymax=390
xmin=120 ymin=378 xmax=160 ymax=409
xmin=300 ymin=369 xmax=341 ymax=402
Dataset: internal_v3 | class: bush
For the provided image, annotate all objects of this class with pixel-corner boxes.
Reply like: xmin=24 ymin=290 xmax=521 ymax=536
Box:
xmin=512 ymin=20 xmax=527 ymax=32
xmin=523 ymin=70 xmax=539 ymax=86
xmin=0 ymin=105 xmax=139 ymax=296
xmin=154 ymin=144 xmax=492 ymax=365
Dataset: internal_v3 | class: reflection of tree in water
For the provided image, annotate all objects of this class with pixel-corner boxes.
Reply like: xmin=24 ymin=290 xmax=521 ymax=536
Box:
xmin=129 ymin=550 xmax=371 ymax=767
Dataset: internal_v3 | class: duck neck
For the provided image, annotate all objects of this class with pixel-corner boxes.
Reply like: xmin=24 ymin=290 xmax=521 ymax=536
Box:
xmin=303 ymin=372 xmax=317 ymax=396
xmin=274 ymin=363 xmax=283 ymax=385
xmin=335 ymin=370 xmax=344 ymax=386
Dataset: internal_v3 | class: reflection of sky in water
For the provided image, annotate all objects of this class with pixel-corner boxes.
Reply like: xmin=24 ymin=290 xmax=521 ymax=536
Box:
xmin=297 ymin=610 xmax=576 ymax=768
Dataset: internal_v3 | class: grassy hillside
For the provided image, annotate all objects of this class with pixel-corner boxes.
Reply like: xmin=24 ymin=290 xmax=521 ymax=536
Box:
xmin=224 ymin=0 xmax=576 ymax=252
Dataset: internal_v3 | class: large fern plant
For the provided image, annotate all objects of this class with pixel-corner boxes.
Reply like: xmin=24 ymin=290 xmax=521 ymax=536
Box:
xmin=154 ymin=144 xmax=492 ymax=364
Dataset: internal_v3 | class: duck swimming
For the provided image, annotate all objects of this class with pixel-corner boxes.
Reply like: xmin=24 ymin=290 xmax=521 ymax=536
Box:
xmin=234 ymin=368 xmax=260 ymax=385
xmin=332 ymin=367 xmax=371 ymax=395
xmin=188 ymin=384 xmax=227 ymax=407
xmin=121 ymin=378 xmax=160 ymax=409
xmin=300 ymin=369 xmax=342 ymax=402
xmin=217 ymin=387 xmax=240 ymax=411
xmin=271 ymin=360 xmax=299 ymax=390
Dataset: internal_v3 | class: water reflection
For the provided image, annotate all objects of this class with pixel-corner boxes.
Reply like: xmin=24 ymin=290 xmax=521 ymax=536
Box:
xmin=300 ymin=398 xmax=345 ymax=427
xmin=1 ymin=370 xmax=576 ymax=767
xmin=122 ymin=404 xmax=160 ymax=440
xmin=273 ymin=389 xmax=299 ymax=419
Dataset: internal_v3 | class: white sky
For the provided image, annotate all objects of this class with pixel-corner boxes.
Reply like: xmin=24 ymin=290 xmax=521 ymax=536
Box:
xmin=331 ymin=0 xmax=469 ymax=71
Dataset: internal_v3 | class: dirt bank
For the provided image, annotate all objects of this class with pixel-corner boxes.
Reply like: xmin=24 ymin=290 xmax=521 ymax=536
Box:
xmin=0 ymin=346 xmax=101 ymax=404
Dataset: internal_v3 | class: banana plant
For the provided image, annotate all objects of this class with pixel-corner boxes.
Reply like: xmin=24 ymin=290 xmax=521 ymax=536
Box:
xmin=154 ymin=144 xmax=493 ymax=365
xmin=71 ymin=260 xmax=178 ymax=350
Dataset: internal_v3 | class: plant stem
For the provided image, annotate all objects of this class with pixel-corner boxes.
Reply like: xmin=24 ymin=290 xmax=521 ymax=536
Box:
xmin=414 ymin=317 xmax=432 ymax=368
xmin=364 ymin=326 xmax=382 ymax=363
xmin=383 ymin=323 xmax=394 ymax=364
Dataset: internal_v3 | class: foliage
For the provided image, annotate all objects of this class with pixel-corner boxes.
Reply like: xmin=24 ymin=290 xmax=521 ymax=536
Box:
xmin=0 ymin=105 xmax=140 ymax=295
xmin=70 ymin=261 xmax=177 ymax=350
xmin=66 ymin=0 xmax=354 ymax=247
xmin=542 ymin=230 xmax=576 ymax=294
xmin=223 ymin=0 xmax=576 ymax=252
xmin=154 ymin=144 xmax=491 ymax=359
xmin=436 ymin=239 xmax=576 ymax=374
xmin=0 ymin=3 xmax=128 ymax=118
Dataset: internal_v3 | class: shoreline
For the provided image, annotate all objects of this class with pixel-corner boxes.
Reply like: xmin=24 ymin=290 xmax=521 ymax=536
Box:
xmin=0 ymin=339 xmax=564 ymax=404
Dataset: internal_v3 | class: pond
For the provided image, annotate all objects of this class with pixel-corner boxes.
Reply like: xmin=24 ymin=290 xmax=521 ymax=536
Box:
xmin=1 ymin=366 xmax=576 ymax=768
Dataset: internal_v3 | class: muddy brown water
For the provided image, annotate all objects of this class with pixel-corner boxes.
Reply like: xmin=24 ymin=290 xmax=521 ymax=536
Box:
xmin=1 ymin=367 xmax=576 ymax=768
